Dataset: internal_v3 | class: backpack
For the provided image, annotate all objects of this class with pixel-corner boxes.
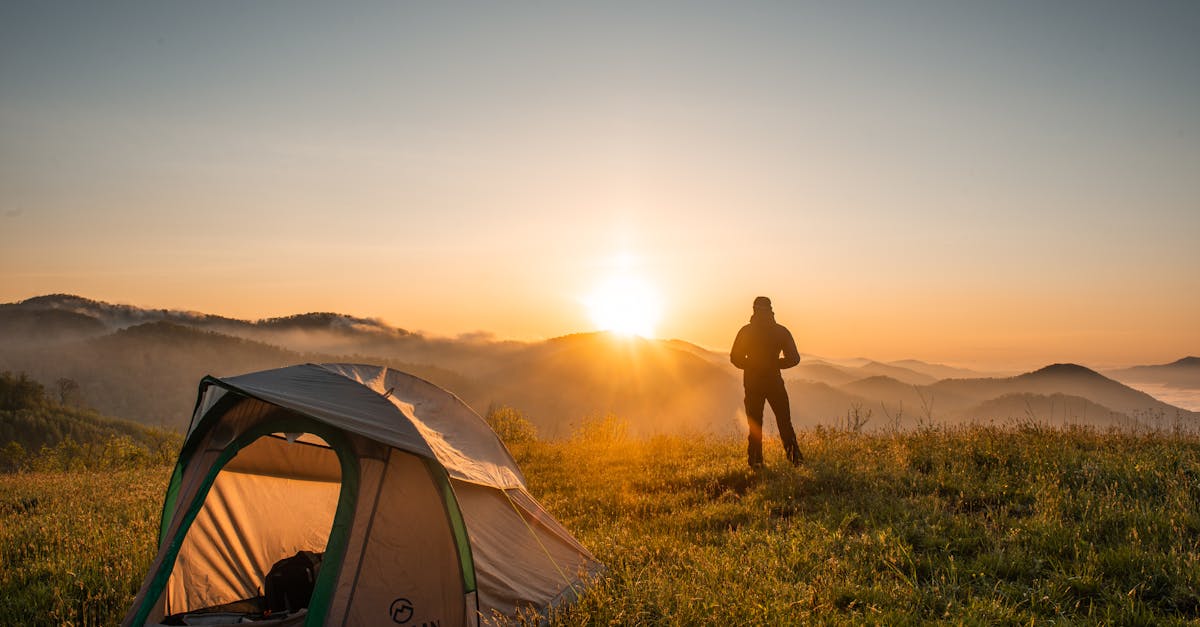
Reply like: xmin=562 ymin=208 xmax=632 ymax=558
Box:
xmin=263 ymin=550 xmax=323 ymax=614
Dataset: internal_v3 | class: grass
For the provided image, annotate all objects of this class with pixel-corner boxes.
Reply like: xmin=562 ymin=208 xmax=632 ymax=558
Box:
xmin=0 ymin=469 xmax=167 ymax=626
xmin=3 ymin=425 xmax=1200 ymax=625
xmin=527 ymin=424 xmax=1200 ymax=625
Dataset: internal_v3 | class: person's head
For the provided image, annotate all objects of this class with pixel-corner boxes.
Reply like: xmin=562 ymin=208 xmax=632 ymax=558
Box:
xmin=752 ymin=296 xmax=772 ymax=313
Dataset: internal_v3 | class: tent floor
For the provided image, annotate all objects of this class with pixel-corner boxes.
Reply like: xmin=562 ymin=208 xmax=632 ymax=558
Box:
xmin=160 ymin=596 xmax=307 ymax=625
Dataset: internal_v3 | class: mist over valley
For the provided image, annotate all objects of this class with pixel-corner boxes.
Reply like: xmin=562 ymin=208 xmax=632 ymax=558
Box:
xmin=2 ymin=294 xmax=1196 ymax=436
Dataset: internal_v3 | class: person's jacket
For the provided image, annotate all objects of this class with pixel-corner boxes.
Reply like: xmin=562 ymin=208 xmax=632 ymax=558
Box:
xmin=730 ymin=312 xmax=800 ymax=383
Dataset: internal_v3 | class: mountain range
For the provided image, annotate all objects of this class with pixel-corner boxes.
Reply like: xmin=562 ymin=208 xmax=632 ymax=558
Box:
xmin=1 ymin=294 xmax=1196 ymax=435
xmin=1104 ymin=357 xmax=1200 ymax=389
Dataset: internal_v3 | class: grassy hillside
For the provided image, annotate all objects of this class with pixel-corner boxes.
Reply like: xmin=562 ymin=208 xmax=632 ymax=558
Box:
xmin=536 ymin=426 xmax=1200 ymax=624
xmin=3 ymin=424 xmax=1198 ymax=625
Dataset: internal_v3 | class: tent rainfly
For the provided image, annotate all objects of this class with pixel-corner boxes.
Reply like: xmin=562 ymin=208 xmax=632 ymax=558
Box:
xmin=123 ymin=363 xmax=601 ymax=626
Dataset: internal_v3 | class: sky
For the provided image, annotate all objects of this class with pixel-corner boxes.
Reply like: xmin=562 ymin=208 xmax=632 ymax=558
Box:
xmin=1 ymin=1 xmax=1198 ymax=370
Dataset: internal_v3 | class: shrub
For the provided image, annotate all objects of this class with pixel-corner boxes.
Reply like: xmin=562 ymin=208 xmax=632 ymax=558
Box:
xmin=0 ymin=441 xmax=25 ymax=472
xmin=486 ymin=405 xmax=540 ymax=445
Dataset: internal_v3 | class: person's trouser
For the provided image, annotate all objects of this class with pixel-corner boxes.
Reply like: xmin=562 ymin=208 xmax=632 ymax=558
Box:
xmin=744 ymin=376 xmax=801 ymax=466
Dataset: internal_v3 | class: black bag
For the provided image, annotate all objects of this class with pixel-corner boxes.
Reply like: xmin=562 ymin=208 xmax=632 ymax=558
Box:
xmin=264 ymin=550 xmax=323 ymax=614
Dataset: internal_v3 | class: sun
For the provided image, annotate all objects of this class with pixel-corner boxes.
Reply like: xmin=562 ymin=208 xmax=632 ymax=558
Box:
xmin=584 ymin=275 xmax=663 ymax=337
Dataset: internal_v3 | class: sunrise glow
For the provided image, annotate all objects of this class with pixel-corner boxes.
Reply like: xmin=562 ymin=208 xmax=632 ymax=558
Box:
xmin=584 ymin=275 xmax=663 ymax=338
xmin=0 ymin=4 xmax=1197 ymax=368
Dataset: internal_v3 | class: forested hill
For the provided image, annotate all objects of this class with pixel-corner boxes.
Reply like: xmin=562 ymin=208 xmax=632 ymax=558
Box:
xmin=0 ymin=371 xmax=180 ymax=471
xmin=0 ymin=321 xmax=471 ymax=431
xmin=2 ymin=294 xmax=1196 ymax=435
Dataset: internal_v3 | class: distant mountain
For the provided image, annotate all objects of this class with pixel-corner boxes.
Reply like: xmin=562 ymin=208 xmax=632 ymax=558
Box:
xmin=6 ymin=293 xmax=247 ymax=333
xmin=0 ymin=307 xmax=106 ymax=345
xmin=474 ymin=332 xmax=743 ymax=437
xmin=787 ymin=360 xmax=934 ymax=387
xmin=0 ymin=294 xmax=421 ymax=351
xmin=841 ymin=376 xmax=923 ymax=406
xmin=798 ymin=364 xmax=1199 ymax=428
xmin=962 ymin=393 xmax=1139 ymax=429
xmin=1 ymin=322 xmax=311 ymax=428
xmin=827 ymin=375 xmax=978 ymax=428
xmin=857 ymin=361 xmax=936 ymax=386
xmin=1105 ymin=357 xmax=1200 ymax=390
xmin=3 ymin=295 xmax=1196 ymax=434
xmin=0 ymin=321 xmax=469 ymax=430
xmin=930 ymin=364 xmax=1196 ymax=422
xmin=783 ymin=381 xmax=869 ymax=428
xmin=887 ymin=359 xmax=986 ymax=380
xmin=0 ymin=307 xmax=743 ymax=435
xmin=789 ymin=361 xmax=862 ymax=386
xmin=256 ymin=312 xmax=406 ymax=333
xmin=660 ymin=339 xmax=735 ymax=371
xmin=1 ymin=294 xmax=510 ymax=368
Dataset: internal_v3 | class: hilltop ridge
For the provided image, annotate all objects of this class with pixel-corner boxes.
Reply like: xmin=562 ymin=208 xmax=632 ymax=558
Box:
xmin=1 ymin=294 xmax=1196 ymax=431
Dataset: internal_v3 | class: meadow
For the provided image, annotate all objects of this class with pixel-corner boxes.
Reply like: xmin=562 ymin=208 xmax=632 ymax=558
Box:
xmin=3 ymin=421 xmax=1199 ymax=625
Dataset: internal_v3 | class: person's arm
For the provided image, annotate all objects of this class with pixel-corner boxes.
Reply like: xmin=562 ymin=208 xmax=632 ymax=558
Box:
xmin=730 ymin=327 xmax=749 ymax=369
xmin=778 ymin=327 xmax=801 ymax=369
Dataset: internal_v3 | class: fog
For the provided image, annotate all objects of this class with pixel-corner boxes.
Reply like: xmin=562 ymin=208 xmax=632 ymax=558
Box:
xmin=2 ymin=295 xmax=1197 ymax=436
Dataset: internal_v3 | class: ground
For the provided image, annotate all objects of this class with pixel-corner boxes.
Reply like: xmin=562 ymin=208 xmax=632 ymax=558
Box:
xmin=2 ymin=424 xmax=1199 ymax=625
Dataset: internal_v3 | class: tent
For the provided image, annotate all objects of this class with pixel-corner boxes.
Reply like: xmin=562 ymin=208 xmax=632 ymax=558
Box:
xmin=123 ymin=363 xmax=601 ymax=626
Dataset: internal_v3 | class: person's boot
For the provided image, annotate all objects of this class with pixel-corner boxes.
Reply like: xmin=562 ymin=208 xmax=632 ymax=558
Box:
xmin=748 ymin=438 xmax=763 ymax=470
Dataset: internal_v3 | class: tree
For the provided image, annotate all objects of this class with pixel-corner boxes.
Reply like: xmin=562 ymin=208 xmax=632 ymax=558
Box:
xmin=0 ymin=441 xmax=26 ymax=472
xmin=0 ymin=371 xmax=46 ymax=410
xmin=56 ymin=377 xmax=80 ymax=406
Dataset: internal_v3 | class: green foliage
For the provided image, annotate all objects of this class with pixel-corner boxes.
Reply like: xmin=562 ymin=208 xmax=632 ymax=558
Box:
xmin=3 ymin=426 xmax=1199 ymax=625
xmin=0 ymin=409 xmax=181 ymax=474
xmin=0 ymin=371 xmax=182 ymax=473
xmin=0 ymin=442 xmax=25 ymax=473
xmin=485 ymin=405 xmax=539 ymax=445
xmin=0 ymin=371 xmax=47 ymax=411
xmin=17 ymin=435 xmax=173 ymax=474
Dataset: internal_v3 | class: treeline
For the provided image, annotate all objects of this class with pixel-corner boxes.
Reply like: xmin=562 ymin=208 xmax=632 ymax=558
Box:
xmin=0 ymin=371 xmax=181 ymax=472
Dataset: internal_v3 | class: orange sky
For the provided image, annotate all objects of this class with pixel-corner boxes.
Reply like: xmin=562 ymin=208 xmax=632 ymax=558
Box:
xmin=2 ymin=3 xmax=1198 ymax=371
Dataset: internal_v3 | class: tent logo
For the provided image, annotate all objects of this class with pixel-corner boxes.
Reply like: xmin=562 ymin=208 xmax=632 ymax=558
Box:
xmin=389 ymin=597 xmax=414 ymax=624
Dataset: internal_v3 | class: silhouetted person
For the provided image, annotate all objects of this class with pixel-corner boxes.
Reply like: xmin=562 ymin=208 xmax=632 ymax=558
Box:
xmin=730 ymin=296 xmax=802 ymax=468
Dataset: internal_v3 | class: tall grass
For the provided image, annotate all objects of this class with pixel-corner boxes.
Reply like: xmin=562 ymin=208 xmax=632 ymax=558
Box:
xmin=0 ymin=469 xmax=167 ymax=626
xmin=526 ymin=423 xmax=1200 ymax=625
xmin=3 ymin=424 xmax=1199 ymax=625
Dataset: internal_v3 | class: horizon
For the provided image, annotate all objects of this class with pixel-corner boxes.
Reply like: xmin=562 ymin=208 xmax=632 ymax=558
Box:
xmin=4 ymin=290 xmax=1195 ymax=374
xmin=2 ymin=3 xmax=1198 ymax=371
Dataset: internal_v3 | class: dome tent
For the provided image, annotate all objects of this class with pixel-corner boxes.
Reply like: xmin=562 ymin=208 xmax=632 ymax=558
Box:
xmin=123 ymin=363 xmax=600 ymax=626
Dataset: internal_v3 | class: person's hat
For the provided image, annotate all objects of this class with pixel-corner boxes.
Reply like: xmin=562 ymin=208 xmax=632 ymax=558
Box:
xmin=753 ymin=296 xmax=772 ymax=310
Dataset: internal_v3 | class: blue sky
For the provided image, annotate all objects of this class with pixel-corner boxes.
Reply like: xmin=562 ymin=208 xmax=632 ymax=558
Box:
xmin=2 ymin=1 xmax=1197 ymax=367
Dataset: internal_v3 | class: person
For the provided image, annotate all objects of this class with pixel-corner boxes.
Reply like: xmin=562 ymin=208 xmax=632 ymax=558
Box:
xmin=730 ymin=296 xmax=802 ymax=468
